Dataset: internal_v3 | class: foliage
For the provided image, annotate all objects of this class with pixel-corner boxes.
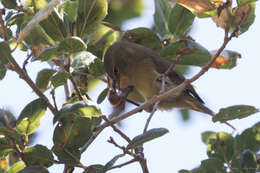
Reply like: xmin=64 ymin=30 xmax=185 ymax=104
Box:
xmin=0 ymin=0 xmax=259 ymax=172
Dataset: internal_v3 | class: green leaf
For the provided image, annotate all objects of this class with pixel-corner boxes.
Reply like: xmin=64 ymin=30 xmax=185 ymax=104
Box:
xmin=23 ymin=145 xmax=54 ymax=167
xmin=6 ymin=161 xmax=26 ymax=173
xmin=154 ymin=0 xmax=172 ymax=38
xmin=97 ymin=88 xmax=109 ymax=104
xmin=213 ymin=105 xmax=259 ymax=123
xmin=71 ymin=51 xmax=97 ymax=70
xmin=101 ymin=154 xmax=123 ymax=173
xmin=127 ymin=128 xmax=169 ymax=149
xmin=207 ymin=132 xmax=235 ymax=162
xmin=179 ymin=109 xmax=190 ymax=121
xmin=0 ymin=138 xmax=13 ymax=157
xmin=37 ymin=46 xmax=62 ymax=61
xmin=89 ymin=58 xmax=104 ymax=77
xmin=201 ymin=131 xmax=216 ymax=145
xmin=122 ymin=27 xmax=162 ymax=50
xmin=39 ymin=9 xmax=67 ymax=42
xmin=0 ymin=64 xmax=7 ymax=80
xmin=1 ymin=0 xmax=17 ymax=9
xmin=0 ymin=127 xmax=24 ymax=148
xmin=36 ymin=69 xmax=57 ymax=92
xmin=200 ymin=158 xmax=226 ymax=173
xmin=87 ymin=164 xmax=104 ymax=173
xmin=168 ymin=4 xmax=195 ymax=40
xmin=237 ymin=0 xmax=258 ymax=6
xmin=232 ymin=3 xmax=256 ymax=35
xmin=160 ymin=40 xmax=211 ymax=66
xmin=52 ymin=146 xmax=80 ymax=165
xmin=236 ymin=122 xmax=260 ymax=152
xmin=60 ymin=0 xmax=78 ymax=22
xmin=50 ymin=71 xmax=70 ymax=88
xmin=0 ymin=27 xmax=13 ymax=40
xmin=240 ymin=149 xmax=257 ymax=173
xmin=210 ymin=50 xmax=241 ymax=69
xmin=18 ymin=166 xmax=49 ymax=173
xmin=76 ymin=0 xmax=108 ymax=36
xmin=0 ymin=41 xmax=13 ymax=65
xmin=25 ymin=0 xmax=48 ymax=11
xmin=16 ymin=98 xmax=47 ymax=135
xmin=58 ymin=36 xmax=87 ymax=54
xmin=53 ymin=100 xmax=101 ymax=123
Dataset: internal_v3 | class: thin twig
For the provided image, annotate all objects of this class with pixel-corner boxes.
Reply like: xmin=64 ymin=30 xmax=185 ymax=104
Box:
xmin=51 ymin=88 xmax=58 ymax=111
xmin=107 ymin=137 xmax=135 ymax=157
xmin=22 ymin=52 xmax=33 ymax=72
xmin=102 ymin=116 xmax=131 ymax=142
xmin=64 ymin=148 xmax=88 ymax=172
xmin=2 ymin=109 xmax=13 ymax=129
xmin=108 ymin=159 xmax=137 ymax=171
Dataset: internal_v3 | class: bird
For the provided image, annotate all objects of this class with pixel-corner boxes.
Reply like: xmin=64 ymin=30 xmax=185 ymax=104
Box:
xmin=104 ymin=40 xmax=215 ymax=116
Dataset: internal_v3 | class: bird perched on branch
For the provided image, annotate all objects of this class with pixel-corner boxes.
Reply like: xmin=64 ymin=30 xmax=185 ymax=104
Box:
xmin=104 ymin=41 xmax=215 ymax=116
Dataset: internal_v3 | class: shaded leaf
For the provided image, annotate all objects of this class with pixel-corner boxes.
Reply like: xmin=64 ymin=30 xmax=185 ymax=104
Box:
xmin=7 ymin=161 xmax=26 ymax=173
xmin=23 ymin=145 xmax=54 ymax=167
xmin=0 ymin=64 xmax=7 ymax=80
xmin=97 ymin=88 xmax=109 ymax=104
xmin=1 ymin=0 xmax=17 ymax=9
xmin=37 ymin=46 xmax=62 ymax=61
xmin=0 ymin=109 xmax=16 ymax=127
xmin=200 ymin=158 xmax=226 ymax=173
xmin=122 ymin=27 xmax=162 ymax=51
xmin=206 ymin=132 xmax=235 ymax=162
xmin=16 ymin=98 xmax=47 ymax=135
xmin=240 ymin=149 xmax=257 ymax=173
xmin=168 ymin=4 xmax=195 ymax=40
xmin=59 ymin=0 xmax=78 ymax=22
xmin=211 ymin=50 xmax=241 ymax=69
xmin=36 ymin=69 xmax=57 ymax=92
xmin=0 ymin=127 xmax=24 ymax=148
xmin=76 ymin=0 xmax=108 ymax=36
xmin=0 ymin=41 xmax=12 ymax=65
xmin=160 ymin=40 xmax=211 ymax=66
xmin=236 ymin=122 xmax=260 ymax=152
xmin=89 ymin=58 xmax=104 ymax=77
xmin=50 ymin=71 xmax=70 ymax=88
xmin=213 ymin=105 xmax=259 ymax=123
xmin=87 ymin=164 xmax=104 ymax=173
xmin=101 ymin=154 xmax=123 ymax=173
xmin=58 ymin=36 xmax=87 ymax=54
xmin=18 ymin=166 xmax=49 ymax=173
xmin=178 ymin=0 xmax=217 ymax=17
xmin=0 ymin=138 xmax=13 ymax=157
xmin=179 ymin=109 xmax=190 ymax=121
xmin=127 ymin=128 xmax=169 ymax=149
xmin=52 ymin=146 xmax=80 ymax=165
xmin=154 ymin=0 xmax=172 ymax=37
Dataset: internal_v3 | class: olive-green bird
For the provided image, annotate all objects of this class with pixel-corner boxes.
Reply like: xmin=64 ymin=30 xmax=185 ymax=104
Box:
xmin=104 ymin=41 xmax=215 ymax=116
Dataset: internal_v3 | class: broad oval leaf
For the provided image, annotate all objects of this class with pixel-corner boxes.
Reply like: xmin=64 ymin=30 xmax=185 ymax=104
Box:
xmin=213 ymin=105 xmax=259 ymax=123
xmin=127 ymin=128 xmax=169 ymax=149
xmin=37 ymin=46 xmax=63 ymax=61
xmin=210 ymin=50 xmax=241 ymax=69
xmin=160 ymin=40 xmax=211 ymax=66
xmin=18 ymin=166 xmax=49 ymax=173
xmin=58 ymin=36 xmax=87 ymax=54
xmin=0 ymin=138 xmax=14 ymax=157
xmin=1 ymin=0 xmax=17 ymax=9
xmin=122 ymin=27 xmax=163 ymax=51
xmin=201 ymin=131 xmax=216 ymax=145
xmin=36 ymin=69 xmax=57 ymax=92
xmin=23 ymin=145 xmax=54 ymax=167
xmin=71 ymin=51 xmax=97 ymax=70
xmin=101 ymin=154 xmax=123 ymax=173
xmin=16 ymin=98 xmax=47 ymax=135
xmin=97 ymin=88 xmax=109 ymax=104
xmin=50 ymin=71 xmax=70 ymax=88
xmin=0 ymin=64 xmax=7 ymax=80
xmin=7 ymin=161 xmax=26 ymax=173
xmin=200 ymin=158 xmax=225 ymax=173
xmin=76 ymin=0 xmax=108 ymax=36
xmin=0 ymin=41 xmax=13 ymax=65
xmin=52 ymin=146 xmax=80 ymax=165
xmin=240 ymin=149 xmax=257 ymax=172
xmin=168 ymin=4 xmax=195 ymax=40
xmin=59 ymin=0 xmax=78 ymax=22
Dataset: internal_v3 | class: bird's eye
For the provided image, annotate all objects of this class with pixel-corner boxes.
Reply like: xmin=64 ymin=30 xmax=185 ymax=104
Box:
xmin=113 ymin=66 xmax=119 ymax=76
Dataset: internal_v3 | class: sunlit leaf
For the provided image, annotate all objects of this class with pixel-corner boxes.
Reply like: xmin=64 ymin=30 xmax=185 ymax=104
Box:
xmin=26 ymin=0 xmax=48 ymax=11
xmin=58 ymin=36 xmax=87 ymax=54
xmin=6 ymin=161 xmax=26 ymax=173
xmin=71 ymin=51 xmax=97 ymax=70
xmin=59 ymin=0 xmax=78 ymax=22
xmin=127 ymin=128 xmax=169 ymax=149
xmin=237 ymin=0 xmax=258 ymax=6
xmin=16 ymin=98 xmax=47 ymax=135
xmin=36 ymin=69 xmax=57 ymax=92
xmin=213 ymin=105 xmax=259 ymax=123
xmin=201 ymin=131 xmax=216 ymax=145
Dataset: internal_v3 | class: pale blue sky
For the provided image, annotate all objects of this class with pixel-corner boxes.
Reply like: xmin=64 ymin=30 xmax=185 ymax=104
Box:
xmin=0 ymin=0 xmax=260 ymax=172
